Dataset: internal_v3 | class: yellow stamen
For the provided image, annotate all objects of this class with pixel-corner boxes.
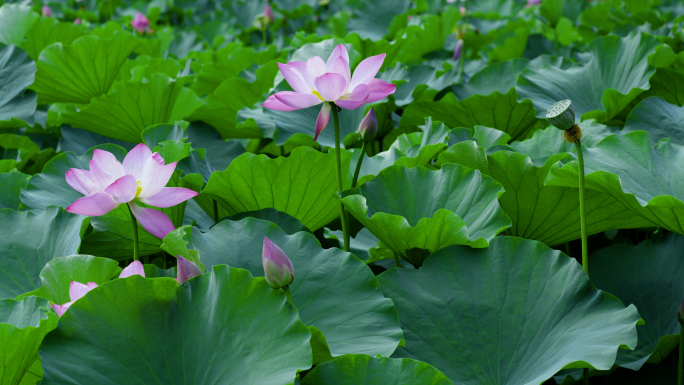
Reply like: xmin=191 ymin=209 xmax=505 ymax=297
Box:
xmin=312 ymin=89 xmax=324 ymax=101
xmin=135 ymin=180 xmax=143 ymax=198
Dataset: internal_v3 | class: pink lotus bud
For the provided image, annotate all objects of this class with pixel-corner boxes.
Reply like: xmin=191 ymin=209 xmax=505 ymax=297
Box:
xmin=459 ymin=6 xmax=466 ymax=15
xmin=453 ymin=39 xmax=464 ymax=61
xmin=262 ymin=237 xmax=294 ymax=289
xmin=264 ymin=5 xmax=275 ymax=24
xmin=678 ymin=299 xmax=684 ymax=323
xmin=120 ymin=260 xmax=145 ymax=278
xmin=358 ymin=108 xmax=378 ymax=142
xmin=42 ymin=5 xmax=52 ymax=17
xmin=526 ymin=0 xmax=541 ymax=7
xmin=176 ymin=256 xmax=202 ymax=284
xmin=407 ymin=15 xmax=412 ymax=20
xmin=73 ymin=18 xmax=81 ymax=24
xmin=131 ymin=12 xmax=150 ymax=33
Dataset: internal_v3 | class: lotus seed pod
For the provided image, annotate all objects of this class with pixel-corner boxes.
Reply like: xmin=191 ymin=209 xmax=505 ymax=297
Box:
xmin=546 ymin=99 xmax=576 ymax=131
xmin=678 ymin=299 xmax=684 ymax=323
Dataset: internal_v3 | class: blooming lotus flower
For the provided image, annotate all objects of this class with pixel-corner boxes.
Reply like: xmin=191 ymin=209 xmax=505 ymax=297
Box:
xmin=264 ymin=5 xmax=275 ymax=24
xmin=262 ymin=237 xmax=294 ymax=289
xmin=120 ymin=260 xmax=145 ymax=278
xmin=42 ymin=5 xmax=52 ymax=17
xmin=453 ymin=39 xmax=464 ymax=61
xmin=65 ymin=143 xmax=198 ymax=239
xmin=358 ymin=108 xmax=378 ymax=142
xmin=131 ymin=12 xmax=150 ymax=33
xmin=73 ymin=18 xmax=81 ymax=24
xmin=51 ymin=281 xmax=98 ymax=317
xmin=262 ymin=44 xmax=396 ymax=140
xmin=176 ymin=256 xmax=202 ymax=284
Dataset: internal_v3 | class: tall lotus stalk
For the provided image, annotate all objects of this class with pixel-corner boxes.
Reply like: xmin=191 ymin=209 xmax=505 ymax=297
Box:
xmin=65 ymin=144 xmax=198 ymax=261
xmin=262 ymin=44 xmax=396 ymax=252
xmin=547 ymin=99 xmax=588 ymax=385
xmin=679 ymin=300 xmax=684 ymax=385
xmin=351 ymin=108 xmax=378 ymax=188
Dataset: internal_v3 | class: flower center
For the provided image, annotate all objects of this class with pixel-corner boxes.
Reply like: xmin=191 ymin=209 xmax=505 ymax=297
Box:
xmin=135 ymin=180 xmax=143 ymax=198
xmin=312 ymin=89 xmax=324 ymax=101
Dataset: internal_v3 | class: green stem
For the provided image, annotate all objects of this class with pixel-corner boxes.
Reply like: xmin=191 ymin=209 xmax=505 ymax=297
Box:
xmin=677 ymin=323 xmax=684 ymax=385
xmin=564 ymin=242 xmax=571 ymax=257
xmin=394 ymin=254 xmax=401 ymax=268
xmin=553 ymin=27 xmax=559 ymax=51
xmin=331 ymin=104 xmax=350 ymax=252
xmin=351 ymin=141 xmax=368 ymax=188
xmin=213 ymin=199 xmax=219 ymax=224
xmin=575 ymin=140 xmax=588 ymax=274
xmin=262 ymin=28 xmax=267 ymax=46
xmin=283 ymin=285 xmax=294 ymax=305
xmin=583 ymin=368 xmax=589 ymax=385
xmin=127 ymin=204 xmax=139 ymax=262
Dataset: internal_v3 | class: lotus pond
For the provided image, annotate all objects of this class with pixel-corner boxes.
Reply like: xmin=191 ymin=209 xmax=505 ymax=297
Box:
xmin=2 ymin=0 xmax=684 ymax=384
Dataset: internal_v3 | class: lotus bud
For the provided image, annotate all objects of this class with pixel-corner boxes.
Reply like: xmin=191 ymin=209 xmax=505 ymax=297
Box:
xmin=459 ymin=6 xmax=466 ymax=16
xmin=678 ymin=299 xmax=684 ymax=323
xmin=176 ymin=255 xmax=202 ymax=284
xmin=547 ymin=99 xmax=582 ymax=143
xmin=525 ymin=0 xmax=541 ymax=6
xmin=453 ymin=39 xmax=464 ymax=61
xmin=120 ymin=260 xmax=145 ymax=278
xmin=42 ymin=5 xmax=52 ymax=17
xmin=74 ymin=18 xmax=82 ymax=24
xmin=262 ymin=236 xmax=294 ymax=289
xmin=131 ymin=12 xmax=150 ymax=33
xmin=264 ymin=4 xmax=275 ymax=24
xmin=358 ymin=108 xmax=378 ymax=142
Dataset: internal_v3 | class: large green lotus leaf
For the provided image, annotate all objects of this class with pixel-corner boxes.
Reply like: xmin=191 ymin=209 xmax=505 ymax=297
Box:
xmin=0 ymin=296 xmax=58 ymax=385
xmin=0 ymin=45 xmax=37 ymax=128
xmin=40 ymin=265 xmax=313 ymax=385
xmin=301 ymin=355 xmax=453 ymax=385
xmin=188 ymin=61 xmax=278 ymax=140
xmin=589 ymin=234 xmax=684 ymax=370
xmin=0 ymin=133 xmax=40 ymax=172
xmin=202 ymin=146 xmax=352 ymax=231
xmin=447 ymin=125 xmax=512 ymax=150
xmin=346 ymin=0 xmax=410 ymax=41
xmin=0 ymin=207 xmax=86 ymax=299
xmin=638 ymin=68 xmax=684 ymax=108
xmin=59 ymin=74 xmax=202 ymax=143
xmin=436 ymin=141 xmax=655 ymax=245
xmin=21 ymin=17 xmax=87 ymax=61
xmin=545 ymin=131 xmax=684 ymax=235
xmin=0 ymin=171 xmax=29 ymax=210
xmin=0 ymin=4 xmax=38 ymax=46
xmin=57 ymin=125 xmax=135 ymax=155
xmin=31 ymin=31 xmax=140 ymax=105
xmin=379 ymin=236 xmax=641 ymax=385
xmin=21 ymin=255 xmax=122 ymax=305
xmin=185 ymin=121 xmax=246 ymax=171
xmin=187 ymin=217 xmax=403 ymax=361
xmin=339 ymin=164 xmax=511 ymax=267
xmin=516 ymin=32 xmax=661 ymax=123
xmin=391 ymin=63 xmax=462 ymax=107
xmin=227 ymin=208 xmax=311 ymax=234
xmin=451 ymin=58 xmax=529 ymax=100
xmin=623 ymin=97 xmax=684 ymax=145
xmin=401 ymin=91 xmax=542 ymax=141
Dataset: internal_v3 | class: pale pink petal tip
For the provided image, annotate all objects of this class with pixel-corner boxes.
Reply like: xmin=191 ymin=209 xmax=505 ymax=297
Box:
xmin=120 ymin=260 xmax=145 ymax=279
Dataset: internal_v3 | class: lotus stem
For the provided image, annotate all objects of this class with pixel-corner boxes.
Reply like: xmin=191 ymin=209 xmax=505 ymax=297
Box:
xmin=583 ymin=368 xmax=589 ymax=385
xmin=262 ymin=28 xmax=267 ymax=46
xmin=679 ymin=323 xmax=683 ymax=385
xmin=351 ymin=141 xmax=367 ymax=188
xmin=394 ymin=254 xmax=401 ymax=268
xmin=575 ymin=140 xmax=588 ymax=274
xmin=213 ymin=199 xmax=219 ymax=224
xmin=283 ymin=285 xmax=294 ymax=305
xmin=128 ymin=204 xmax=139 ymax=262
xmin=331 ymin=105 xmax=350 ymax=252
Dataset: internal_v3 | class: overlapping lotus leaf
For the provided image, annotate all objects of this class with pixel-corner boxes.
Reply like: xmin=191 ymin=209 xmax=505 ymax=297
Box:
xmin=202 ymin=146 xmax=352 ymax=231
xmin=0 ymin=45 xmax=36 ymax=128
xmin=187 ymin=217 xmax=403 ymax=362
xmin=623 ymin=96 xmax=684 ymax=145
xmin=516 ymin=32 xmax=662 ymax=124
xmin=436 ymin=141 xmax=655 ymax=245
xmin=39 ymin=266 xmax=313 ymax=385
xmin=339 ymin=163 xmax=511 ymax=267
xmin=545 ymin=131 xmax=684 ymax=235
xmin=0 ymin=296 xmax=58 ymax=385
xmin=378 ymin=236 xmax=641 ymax=385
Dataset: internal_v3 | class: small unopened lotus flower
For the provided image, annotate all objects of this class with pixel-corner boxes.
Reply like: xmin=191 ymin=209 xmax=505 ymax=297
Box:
xmin=459 ymin=6 xmax=466 ymax=15
xmin=120 ymin=260 xmax=145 ymax=278
xmin=131 ymin=12 xmax=150 ymax=33
xmin=42 ymin=5 xmax=52 ymax=17
xmin=65 ymin=143 xmax=197 ymax=239
xmin=73 ymin=18 xmax=81 ymax=24
xmin=264 ymin=4 xmax=275 ymax=24
xmin=453 ymin=39 xmax=464 ymax=61
xmin=51 ymin=281 xmax=98 ymax=317
xmin=176 ymin=256 xmax=202 ymax=284
xmin=262 ymin=237 xmax=294 ymax=289
xmin=358 ymin=108 xmax=378 ymax=142
xmin=262 ymin=44 xmax=396 ymax=140
xmin=526 ymin=0 xmax=541 ymax=7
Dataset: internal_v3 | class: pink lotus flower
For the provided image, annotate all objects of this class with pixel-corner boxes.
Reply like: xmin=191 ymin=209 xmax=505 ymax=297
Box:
xmin=453 ymin=39 xmax=464 ymax=61
xmin=120 ymin=260 xmax=145 ymax=278
xmin=526 ymin=0 xmax=541 ymax=7
xmin=73 ymin=18 xmax=81 ymax=24
xmin=176 ymin=256 xmax=202 ymax=284
xmin=131 ymin=12 xmax=150 ymax=33
xmin=459 ymin=6 xmax=466 ymax=15
xmin=42 ymin=5 xmax=52 ymax=17
xmin=65 ymin=144 xmax=197 ymax=239
xmin=51 ymin=281 xmax=97 ymax=317
xmin=264 ymin=4 xmax=275 ymax=24
xmin=262 ymin=237 xmax=294 ymax=289
xmin=262 ymin=44 xmax=396 ymax=140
